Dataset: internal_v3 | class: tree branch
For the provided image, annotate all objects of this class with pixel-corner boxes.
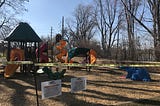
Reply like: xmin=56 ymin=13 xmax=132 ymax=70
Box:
xmin=0 ymin=0 xmax=5 ymax=8
xmin=121 ymin=0 xmax=153 ymax=35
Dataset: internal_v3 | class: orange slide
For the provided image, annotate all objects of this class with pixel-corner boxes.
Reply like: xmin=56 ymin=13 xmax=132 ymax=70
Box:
xmin=89 ymin=49 xmax=97 ymax=64
xmin=56 ymin=40 xmax=67 ymax=63
xmin=4 ymin=49 xmax=24 ymax=78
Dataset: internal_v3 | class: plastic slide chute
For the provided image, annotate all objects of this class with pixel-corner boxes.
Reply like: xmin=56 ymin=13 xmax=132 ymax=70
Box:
xmin=4 ymin=49 xmax=24 ymax=78
xmin=55 ymin=40 xmax=68 ymax=63
xmin=36 ymin=43 xmax=49 ymax=63
xmin=89 ymin=49 xmax=97 ymax=64
xmin=66 ymin=47 xmax=96 ymax=64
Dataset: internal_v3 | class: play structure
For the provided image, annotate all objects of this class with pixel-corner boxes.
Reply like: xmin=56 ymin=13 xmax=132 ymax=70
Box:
xmin=66 ymin=47 xmax=96 ymax=64
xmin=40 ymin=33 xmax=97 ymax=64
xmin=34 ymin=34 xmax=97 ymax=79
xmin=4 ymin=48 xmax=24 ymax=78
xmin=3 ymin=22 xmax=97 ymax=79
xmin=5 ymin=22 xmax=42 ymax=61
xmin=4 ymin=22 xmax=42 ymax=78
xmin=55 ymin=34 xmax=96 ymax=64
xmin=120 ymin=67 xmax=151 ymax=81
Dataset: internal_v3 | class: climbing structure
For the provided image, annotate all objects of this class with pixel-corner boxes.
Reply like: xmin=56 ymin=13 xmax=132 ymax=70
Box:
xmin=65 ymin=47 xmax=97 ymax=64
xmin=56 ymin=40 xmax=68 ymax=63
xmin=55 ymin=34 xmax=68 ymax=63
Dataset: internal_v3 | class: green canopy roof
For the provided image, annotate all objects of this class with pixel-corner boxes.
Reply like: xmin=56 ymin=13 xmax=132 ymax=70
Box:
xmin=5 ymin=22 xmax=42 ymax=42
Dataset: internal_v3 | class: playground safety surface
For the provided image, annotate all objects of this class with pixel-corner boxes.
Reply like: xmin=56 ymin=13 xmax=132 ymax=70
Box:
xmin=0 ymin=66 xmax=160 ymax=106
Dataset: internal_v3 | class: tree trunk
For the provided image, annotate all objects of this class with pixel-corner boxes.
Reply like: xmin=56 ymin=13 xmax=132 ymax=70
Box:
xmin=101 ymin=37 xmax=107 ymax=58
xmin=154 ymin=40 xmax=160 ymax=61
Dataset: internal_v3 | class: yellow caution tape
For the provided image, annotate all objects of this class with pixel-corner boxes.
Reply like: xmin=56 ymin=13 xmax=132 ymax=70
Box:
xmin=1 ymin=61 xmax=160 ymax=67
xmin=34 ymin=63 xmax=59 ymax=66
xmin=98 ymin=60 xmax=160 ymax=64
xmin=34 ymin=63 xmax=160 ymax=67
xmin=4 ymin=61 xmax=33 ymax=64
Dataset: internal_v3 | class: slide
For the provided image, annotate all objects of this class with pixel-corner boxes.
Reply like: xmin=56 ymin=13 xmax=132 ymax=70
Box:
xmin=4 ymin=64 xmax=19 ymax=78
xmin=89 ymin=49 xmax=96 ymax=64
xmin=56 ymin=40 xmax=67 ymax=63
xmin=36 ymin=43 xmax=49 ymax=63
xmin=4 ymin=49 xmax=24 ymax=78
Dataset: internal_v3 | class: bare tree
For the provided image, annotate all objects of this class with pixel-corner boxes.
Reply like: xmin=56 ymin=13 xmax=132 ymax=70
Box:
xmin=67 ymin=4 xmax=97 ymax=47
xmin=122 ymin=0 xmax=142 ymax=60
xmin=94 ymin=0 xmax=122 ymax=58
xmin=121 ymin=0 xmax=160 ymax=61
xmin=148 ymin=0 xmax=160 ymax=61
xmin=0 ymin=0 xmax=28 ymax=39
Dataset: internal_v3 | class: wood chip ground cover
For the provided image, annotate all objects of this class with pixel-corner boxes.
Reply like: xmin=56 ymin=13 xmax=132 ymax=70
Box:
xmin=0 ymin=66 xmax=160 ymax=106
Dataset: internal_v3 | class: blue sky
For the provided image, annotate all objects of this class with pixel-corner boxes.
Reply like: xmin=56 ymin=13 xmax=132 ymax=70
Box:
xmin=20 ymin=0 xmax=93 ymax=38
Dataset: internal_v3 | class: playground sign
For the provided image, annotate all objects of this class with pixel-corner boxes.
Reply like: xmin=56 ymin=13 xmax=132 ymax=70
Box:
xmin=41 ymin=80 xmax=62 ymax=99
xmin=71 ymin=77 xmax=87 ymax=93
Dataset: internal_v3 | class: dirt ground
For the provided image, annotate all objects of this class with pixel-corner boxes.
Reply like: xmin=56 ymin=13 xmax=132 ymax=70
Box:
xmin=0 ymin=65 xmax=160 ymax=106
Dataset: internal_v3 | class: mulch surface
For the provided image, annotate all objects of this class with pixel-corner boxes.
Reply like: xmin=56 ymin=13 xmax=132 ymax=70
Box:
xmin=0 ymin=66 xmax=160 ymax=106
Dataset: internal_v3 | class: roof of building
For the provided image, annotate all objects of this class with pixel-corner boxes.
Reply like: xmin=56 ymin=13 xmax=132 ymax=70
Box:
xmin=5 ymin=22 xmax=42 ymax=42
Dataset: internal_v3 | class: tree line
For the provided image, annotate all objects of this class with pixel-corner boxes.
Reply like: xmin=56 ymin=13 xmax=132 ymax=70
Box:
xmin=0 ymin=0 xmax=160 ymax=61
xmin=64 ymin=0 xmax=160 ymax=61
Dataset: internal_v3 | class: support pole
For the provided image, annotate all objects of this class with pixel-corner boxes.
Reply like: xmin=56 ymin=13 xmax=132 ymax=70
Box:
xmin=51 ymin=27 xmax=53 ymax=62
xmin=62 ymin=16 xmax=64 ymax=38
xmin=33 ymin=67 xmax=39 ymax=106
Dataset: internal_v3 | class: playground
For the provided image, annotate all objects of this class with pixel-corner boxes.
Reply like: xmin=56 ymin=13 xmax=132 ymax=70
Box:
xmin=0 ymin=61 xmax=160 ymax=106
xmin=0 ymin=22 xmax=160 ymax=106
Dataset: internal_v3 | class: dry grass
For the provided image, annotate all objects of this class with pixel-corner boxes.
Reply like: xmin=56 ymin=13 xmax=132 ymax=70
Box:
xmin=0 ymin=65 xmax=160 ymax=106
